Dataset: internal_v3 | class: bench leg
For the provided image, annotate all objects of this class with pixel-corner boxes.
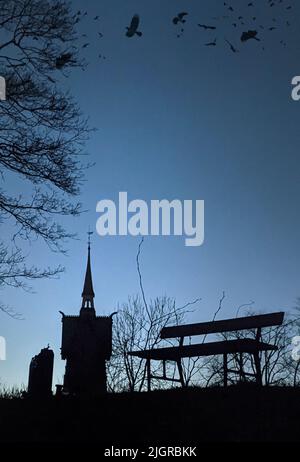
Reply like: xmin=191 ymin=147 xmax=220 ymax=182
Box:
xmin=147 ymin=358 xmax=151 ymax=392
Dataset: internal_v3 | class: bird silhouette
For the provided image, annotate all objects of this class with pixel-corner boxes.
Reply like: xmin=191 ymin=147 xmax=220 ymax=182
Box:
xmin=55 ymin=52 xmax=74 ymax=69
xmin=205 ymin=38 xmax=217 ymax=46
xmin=173 ymin=12 xmax=188 ymax=25
xmin=225 ymin=39 xmax=239 ymax=52
xmin=198 ymin=24 xmax=216 ymax=30
xmin=126 ymin=14 xmax=142 ymax=37
xmin=172 ymin=12 xmax=188 ymax=38
xmin=241 ymin=30 xmax=260 ymax=42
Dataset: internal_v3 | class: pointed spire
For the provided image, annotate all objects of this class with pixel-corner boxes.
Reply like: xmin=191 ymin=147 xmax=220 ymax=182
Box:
xmin=80 ymin=231 xmax=95 ymax=315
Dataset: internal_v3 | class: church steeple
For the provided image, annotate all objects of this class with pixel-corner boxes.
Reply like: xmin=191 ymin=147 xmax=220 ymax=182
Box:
xmin=80 ymin=231 xmax=95 ymax=316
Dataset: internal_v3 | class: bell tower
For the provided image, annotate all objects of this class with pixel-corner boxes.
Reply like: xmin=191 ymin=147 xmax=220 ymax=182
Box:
xmin=60 ymin=234 xmax=113 ymax=395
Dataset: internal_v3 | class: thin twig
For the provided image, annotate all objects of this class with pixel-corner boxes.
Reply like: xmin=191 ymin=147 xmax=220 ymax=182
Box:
xmin=136 ymin=237 xmax=150 ymax=320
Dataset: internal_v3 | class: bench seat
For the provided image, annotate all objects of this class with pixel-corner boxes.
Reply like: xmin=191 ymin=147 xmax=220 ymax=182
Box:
xmin=129 ymin=338 xmax=277 ymax=361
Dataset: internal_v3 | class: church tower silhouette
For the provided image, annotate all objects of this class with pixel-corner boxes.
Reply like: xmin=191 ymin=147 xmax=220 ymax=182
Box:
xmin=60 ymin=237 xmax=114 ymax=395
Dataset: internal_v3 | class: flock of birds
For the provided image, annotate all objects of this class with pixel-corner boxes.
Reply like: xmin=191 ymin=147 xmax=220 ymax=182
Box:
xmin=169 ymin=0 xmax=294 ymax=52
xmin=69 ymin=0 xmax=294 ymax=63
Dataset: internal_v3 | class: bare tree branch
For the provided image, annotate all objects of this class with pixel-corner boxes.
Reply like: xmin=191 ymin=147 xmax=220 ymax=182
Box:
xmin=0 ymin=0 xmax=91 ymax=315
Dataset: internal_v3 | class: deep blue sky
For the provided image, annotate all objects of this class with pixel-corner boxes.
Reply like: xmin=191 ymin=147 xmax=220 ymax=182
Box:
xmin=1 ymin=0 xmax=300 ymax=388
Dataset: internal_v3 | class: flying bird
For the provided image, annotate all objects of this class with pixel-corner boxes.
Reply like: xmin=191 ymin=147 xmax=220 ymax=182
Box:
xmin=172 ymin=12 xmax=188 ymax=25
xmin=55 ymin=52 xmax=74 ymax=69
xmin=198 ymin=24 xmax=216 ymax=30
xmin=126 ymin=14 xmax=143 ymax=37
xmin=205 ymin=38 xmax=217 ymax=46
xmin=241 ymin=30 xmax=260 ymax=42
xmin=225 ymin=39 xmax=239 ymax=53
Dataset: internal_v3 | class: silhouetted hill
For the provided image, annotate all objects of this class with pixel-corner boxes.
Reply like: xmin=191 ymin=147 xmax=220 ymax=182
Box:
xmin=0 ymin=386 xmax=299 ymax=444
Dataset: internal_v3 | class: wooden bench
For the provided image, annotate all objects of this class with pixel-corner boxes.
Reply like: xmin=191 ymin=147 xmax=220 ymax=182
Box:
xmin=129 ymin=311 xmax=285 ymax=390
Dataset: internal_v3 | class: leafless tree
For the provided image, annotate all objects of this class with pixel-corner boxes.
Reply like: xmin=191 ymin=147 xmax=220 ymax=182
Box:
xmin=0 ymin=1 xmax=90 ymax=316
xmin=290 ymin=298 xmax=300 ymax=386
xmin=107 ymin=295 xmax=191 ymax=392
xmin=107 ymin=239 xmax=201 ymax=392
xmin=202 ymin=310 xmax=297 ymax=387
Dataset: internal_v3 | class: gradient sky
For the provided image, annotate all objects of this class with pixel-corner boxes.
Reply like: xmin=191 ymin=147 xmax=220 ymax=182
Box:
xmin=1 ymin=0 xmax=300 ymax=388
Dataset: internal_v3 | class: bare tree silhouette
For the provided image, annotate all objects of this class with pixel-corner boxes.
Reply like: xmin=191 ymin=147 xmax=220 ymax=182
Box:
xmin=107 ymin=295 xmax=187 ymax=392
xmin=203 ymin=310 xmax=297 ymax=387
xmin=107 ymin=239 xmax=201 ymax=392
xmin=0 ymin=0 xmax=90 ymax=316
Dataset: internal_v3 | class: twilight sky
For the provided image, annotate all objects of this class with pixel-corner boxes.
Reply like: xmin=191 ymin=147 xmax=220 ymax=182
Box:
xmin=1 ymin=0 xmax=300 ymax=388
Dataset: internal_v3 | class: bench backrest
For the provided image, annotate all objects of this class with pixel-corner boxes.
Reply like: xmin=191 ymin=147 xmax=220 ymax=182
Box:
xmin=160 ymin=312 xmax=284 ymax=340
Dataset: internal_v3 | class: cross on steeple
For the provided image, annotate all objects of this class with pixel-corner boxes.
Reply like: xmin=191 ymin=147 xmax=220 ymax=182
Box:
xmin=80 ymin=229 xmax=95 ymax=315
